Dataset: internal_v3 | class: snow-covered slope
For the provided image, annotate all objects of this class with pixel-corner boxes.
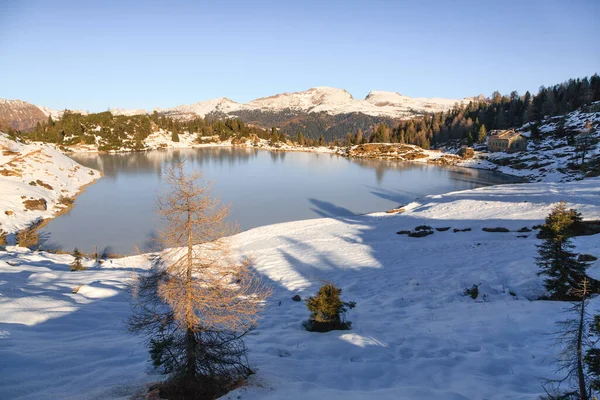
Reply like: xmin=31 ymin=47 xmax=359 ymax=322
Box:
xmin=460 ymin=107 xmax=600 ymax=182
xmin=1 ymin=178 xmax=599 ymax=399
xmin=0 ymin=133 xmax=99 ymax=234
xmin=133 ymin=87 xmax=470 ymax=120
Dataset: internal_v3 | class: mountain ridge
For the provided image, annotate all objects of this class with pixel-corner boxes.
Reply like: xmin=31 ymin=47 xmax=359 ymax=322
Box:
xmin=1 ymin=87 xmax=477 ymax=133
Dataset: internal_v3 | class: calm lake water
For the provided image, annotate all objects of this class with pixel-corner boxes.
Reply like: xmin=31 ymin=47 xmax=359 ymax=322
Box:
xmin=39 ymin=147 xmax=520 ymax=255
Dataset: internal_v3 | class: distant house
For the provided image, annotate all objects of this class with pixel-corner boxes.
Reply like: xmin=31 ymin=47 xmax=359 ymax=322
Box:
xmin=487 ymin=130 xmax=528 ymax=153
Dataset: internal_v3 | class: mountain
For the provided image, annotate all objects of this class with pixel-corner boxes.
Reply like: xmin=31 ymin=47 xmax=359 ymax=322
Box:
xmin=0 ymin=99 xmax=60 ymax=131
xmin=154 ymin=86 xmax=468 ymax=120
xmin=1 ymin=88 xmax=471 ymax=139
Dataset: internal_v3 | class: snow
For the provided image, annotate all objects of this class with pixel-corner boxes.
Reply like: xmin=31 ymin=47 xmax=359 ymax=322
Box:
xmin=459 ymin=108 xmax=600 ymax=183
xmin=0 ymin=133 xmax=99 ymax=234
xmin=114 ymin=87 xmax=468 ymax=120
xmin=1 ymin=176 xmax=600 ymax=399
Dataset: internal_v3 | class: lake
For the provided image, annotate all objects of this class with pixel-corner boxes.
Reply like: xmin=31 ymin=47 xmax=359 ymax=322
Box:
xmin=39 ymin=147 xmax=521 ymax=255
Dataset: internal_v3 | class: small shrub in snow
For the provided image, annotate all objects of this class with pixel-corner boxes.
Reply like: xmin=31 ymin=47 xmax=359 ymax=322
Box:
xmin=70 ymin=248 xmax=85 ymax=271
xmin=304 ymin=283 xmax=355 ymax=332
xmin=17 ymin=225 xmax=40 ymax=249
xmin=58 ymin=196 xmax=75 ymax=206
xmin=464 ymin=284 xmax=479 ymax=300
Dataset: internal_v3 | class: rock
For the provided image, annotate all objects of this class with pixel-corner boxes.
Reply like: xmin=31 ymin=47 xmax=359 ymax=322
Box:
xmin=414 ymin=225 xmax=433 ymax=232
xmin=396 ymin=230 xmax=411 ymax=235
xmin=435 ymin=227 xmax=451 ymax=231
xmin=453 ymin=228 xmax=471 ymax=233
xmin=292 ymin=294 xmax=302 ymax=302
xmin=482 ymin=227 xmax=510 ymax=233
xmin=517 ymin=235 xmax=528 ymax=238
xmin=408 ymin=230 xmax=434 ymax=238
xmin=4 ymin=210 xmax=14 ymax=216
xmin=517 ymin=227 xmax=532 ymax=232
xmin=23 ymin=198 xmax=47 ymax=211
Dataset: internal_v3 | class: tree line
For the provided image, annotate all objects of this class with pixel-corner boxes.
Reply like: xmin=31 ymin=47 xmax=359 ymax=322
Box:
xmin=22 ymin=110 xmax=275 ymax=151
xmin=338 ymin=74 xmax=600 ymax=149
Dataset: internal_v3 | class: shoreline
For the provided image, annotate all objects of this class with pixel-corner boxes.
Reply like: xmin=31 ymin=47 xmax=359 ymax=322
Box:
xmin=1 ymin=171 xmax=599 ymax=399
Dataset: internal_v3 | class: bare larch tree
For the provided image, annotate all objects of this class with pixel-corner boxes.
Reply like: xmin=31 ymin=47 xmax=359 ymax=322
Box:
xmin=129 ymin=162 xmax=270 ymax=398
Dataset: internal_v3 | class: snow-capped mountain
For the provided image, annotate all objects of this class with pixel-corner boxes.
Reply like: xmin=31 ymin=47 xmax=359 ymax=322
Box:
xmin=1 ymin=87 xmax=474 ymax=132
xmin=154 ymin=86 xmax=469 ymax=120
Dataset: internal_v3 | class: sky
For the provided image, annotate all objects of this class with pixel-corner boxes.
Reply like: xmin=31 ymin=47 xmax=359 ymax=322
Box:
xmin=0 ymin=0 xmax=598 ymax=112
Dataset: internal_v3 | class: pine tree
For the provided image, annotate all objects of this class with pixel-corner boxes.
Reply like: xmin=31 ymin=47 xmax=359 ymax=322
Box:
xmin=318 ymin=134 xmax=325 ymax=146
xmin=70 ymin=248 xmax=85 ymax=271
xmin=536 ymin=202 xmax=590 ymax=300
xmin=304 ymin=282 xmax=355 ymax=332
xmin=297 ymin=132 xmax=305 ymax=146
xmin=171 ymin=131 xmax=180 ymax=143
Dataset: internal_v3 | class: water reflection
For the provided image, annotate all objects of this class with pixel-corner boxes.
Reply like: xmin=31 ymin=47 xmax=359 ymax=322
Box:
xmin=40 ymin=148 xmax=521 ymax=255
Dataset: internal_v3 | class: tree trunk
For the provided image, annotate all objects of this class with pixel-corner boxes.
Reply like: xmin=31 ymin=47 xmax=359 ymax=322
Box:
xmin=185 ymin=327 xmax=196 ymax=380
xmin=577 ymin=295 xmax=589 ymax=400
xmin=185 ymin=195 xmax=196 ymax=380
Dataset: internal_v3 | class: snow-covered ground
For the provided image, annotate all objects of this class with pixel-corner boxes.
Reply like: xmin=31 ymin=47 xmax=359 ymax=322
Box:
xmin=460 ymin=108 xmax=600 ymax=182
xmin=1 ymin=178 xmax=600 ymax=399
xmin=0 ymin=133 xmax=99 ymax=235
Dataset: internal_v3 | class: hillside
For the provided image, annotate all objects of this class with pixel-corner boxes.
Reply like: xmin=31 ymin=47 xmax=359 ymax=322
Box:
xmin=0 ymin=133 xmax=99 ymax=235
xmin=1 ymin=87 xmax=467 ymax=140
xmin=1 ymin=177 xmax=599 ymax=399
xmin=460 ymin=105 xmax=600 ymax=182
xmin=0 ymin=99 xmax=59 ymax=131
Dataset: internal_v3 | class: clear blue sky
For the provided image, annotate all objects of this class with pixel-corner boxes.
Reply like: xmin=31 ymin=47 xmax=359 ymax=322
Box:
xmin=1 ymin=0 xmax=598 ymax=112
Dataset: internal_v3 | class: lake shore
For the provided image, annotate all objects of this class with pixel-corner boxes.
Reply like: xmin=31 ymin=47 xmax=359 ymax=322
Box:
xmin=1 ymin=176 xmax=599 ymax=399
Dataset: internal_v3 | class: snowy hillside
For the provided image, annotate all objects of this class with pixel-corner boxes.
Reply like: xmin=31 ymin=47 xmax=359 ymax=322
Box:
xmin=461 ymin=106 xmax=600 ymax=182
xmin=154 ymin=86 xmax=468 ymax=120
xmin=1 ymin=178 xmax=599 ymax=399
xmin=0 ymin=133 xmax=99 ymax=234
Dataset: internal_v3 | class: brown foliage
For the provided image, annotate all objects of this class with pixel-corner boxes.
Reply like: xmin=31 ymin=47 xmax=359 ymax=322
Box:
xmin=129 ymin=162 xmax=270 ymax=394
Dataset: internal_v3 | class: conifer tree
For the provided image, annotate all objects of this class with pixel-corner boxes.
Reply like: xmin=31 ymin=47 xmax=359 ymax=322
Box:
xmin=129 ymin=163 xmax=269 ymax=398
xmin=318 ymin=134 xmax=325 ymax=146
xmin=536 ymin=202 xmax=590 ymax=300
xmin=297 ymin=132 xmax=305 ymax=146
xmin=478 ymin=124 xmax=487 ymax=144
xmin=70 ymin=248 xmax=84 ymax=271
xmin=305 ymin=282 xmax=355 ymax=332
xmin=171 ymin=131 xmax=180 ymax=143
